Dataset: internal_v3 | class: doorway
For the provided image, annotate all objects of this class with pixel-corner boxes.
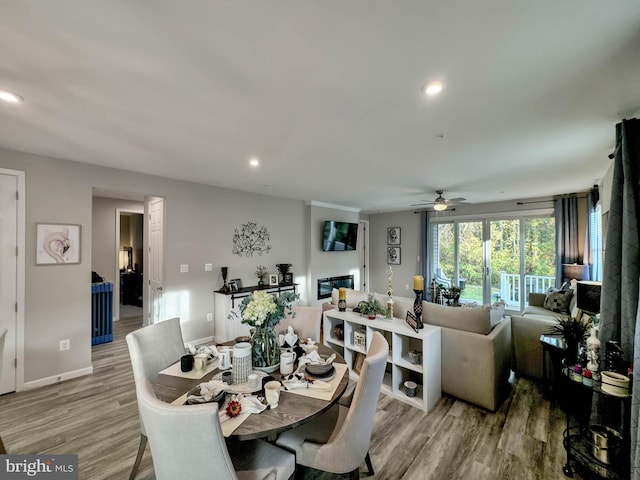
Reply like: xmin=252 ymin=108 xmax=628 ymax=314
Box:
xmin=116 ymin=210 xmax=144 ymax=320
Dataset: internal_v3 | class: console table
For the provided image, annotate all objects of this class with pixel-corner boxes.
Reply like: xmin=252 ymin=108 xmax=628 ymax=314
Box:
xmin=213 ymin=283 xmax=298 ymax=342
xmin=323 ymin=309 xmax=441 ymax=412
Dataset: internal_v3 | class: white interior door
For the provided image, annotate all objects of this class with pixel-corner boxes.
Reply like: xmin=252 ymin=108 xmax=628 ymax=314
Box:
xmin=0 ymin=173 xmax=17 ymax=394
xmin=148 ymin=198 xmax=165 ymax=324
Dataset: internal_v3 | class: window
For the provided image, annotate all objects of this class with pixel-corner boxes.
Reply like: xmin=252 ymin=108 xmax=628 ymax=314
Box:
xmin=429 ymin=212 xmax=556 ymax=311
xmin=589 ymin=202 xmax=603 ymax=281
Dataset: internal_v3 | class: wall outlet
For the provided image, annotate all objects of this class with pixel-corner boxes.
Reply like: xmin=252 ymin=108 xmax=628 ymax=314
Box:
xmin=204 ymin=263 xmax=213 ymax=272
xmin=405 ymin=284 xmax=410 ymax=290
xmin=180 ymin=264 xmax=189 ymax=273
xmin=59 ymin=339 xmax=70 ymax=351
xmin=206 ymin=313 xmax=213 ymax=322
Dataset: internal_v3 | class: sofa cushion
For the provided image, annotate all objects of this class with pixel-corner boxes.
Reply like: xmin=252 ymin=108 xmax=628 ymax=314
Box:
xmin=423 ymin=302 xmax=492 ymax=335
xmin=544 ymin=288 xmax=573 ymax=314
xmin=330 ymin=288 xmax=369 ymax=308
xmin=522 ymin=305 xmax=566 ymax=320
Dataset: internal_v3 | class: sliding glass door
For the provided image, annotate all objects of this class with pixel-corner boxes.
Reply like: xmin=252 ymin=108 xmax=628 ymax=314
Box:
xmin=429 ymin=213 xmax=555 ymax=311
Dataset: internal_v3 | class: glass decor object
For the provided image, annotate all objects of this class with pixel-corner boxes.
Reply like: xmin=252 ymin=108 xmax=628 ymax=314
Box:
xmin=251 ymin=326 xmax=281 ymax=371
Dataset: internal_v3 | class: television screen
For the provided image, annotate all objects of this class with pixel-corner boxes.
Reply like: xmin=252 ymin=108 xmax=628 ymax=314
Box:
xmin=322 ymin=221 xmax=358 ymax=251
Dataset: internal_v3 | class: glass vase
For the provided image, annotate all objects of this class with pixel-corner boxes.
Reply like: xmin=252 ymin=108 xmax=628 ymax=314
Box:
xmin=251 ymin=325 xmax=281 ymax=371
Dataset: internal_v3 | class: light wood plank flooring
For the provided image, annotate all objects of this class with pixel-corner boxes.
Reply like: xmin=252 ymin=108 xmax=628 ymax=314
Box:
xmin=0 ymin=317 xmax=578 ymax=479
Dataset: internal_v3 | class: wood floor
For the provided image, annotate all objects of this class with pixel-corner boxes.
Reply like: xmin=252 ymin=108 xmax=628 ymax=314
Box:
xmin=0 ymin=317 xmax=578 ymax=480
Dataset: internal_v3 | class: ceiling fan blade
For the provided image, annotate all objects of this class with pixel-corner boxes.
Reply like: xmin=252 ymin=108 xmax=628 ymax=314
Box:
xmin=447 ymin=197 xmax=466 ymax=203
xmin=410 ymin=202 xmax=433 ymax=207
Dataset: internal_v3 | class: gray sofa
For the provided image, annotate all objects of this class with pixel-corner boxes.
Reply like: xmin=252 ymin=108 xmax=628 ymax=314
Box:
xmin=422 ymin=302 xmax=511 ymax=411
xmin=324 ymin=289 xmax=512 ymax=411
xmin=511 ymin=290 xmax=577 ymax=380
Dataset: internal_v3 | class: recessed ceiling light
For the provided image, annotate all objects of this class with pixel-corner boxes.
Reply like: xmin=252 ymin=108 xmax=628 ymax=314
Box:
xmin=0 ymin=90 xmax=24 ymax=103
xmin=249 ymin=157 xmax=260 ymax=167
xmin=423 ymin=81 xmax=444 ymax=96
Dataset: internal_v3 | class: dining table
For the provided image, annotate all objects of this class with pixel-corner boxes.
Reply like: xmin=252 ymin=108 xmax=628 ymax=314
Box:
xmin=150 ymin=344 xmax=350 ymax=441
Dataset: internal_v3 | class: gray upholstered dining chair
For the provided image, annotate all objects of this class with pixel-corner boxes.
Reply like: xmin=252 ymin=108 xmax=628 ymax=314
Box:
xmin=125 ymin=317 xmax=186 ymax=480
xmin=280 ymin=306 xmax=322 ymax=341
xmin=0 ymin=328 xmax=6 ymax=454
xmin=135 ymin=376 xmax=295 ymax=480
xmin=276 ymin=331 xmax=388 ymax=479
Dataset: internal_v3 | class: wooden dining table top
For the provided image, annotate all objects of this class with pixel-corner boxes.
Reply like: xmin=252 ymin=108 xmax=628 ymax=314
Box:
xmin=150 ymin=344 xmax=349 ymax=441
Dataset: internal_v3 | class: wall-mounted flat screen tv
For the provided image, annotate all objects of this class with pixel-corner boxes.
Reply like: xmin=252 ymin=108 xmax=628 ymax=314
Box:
xmin=322 ymin=221 xmax=358 ymax=251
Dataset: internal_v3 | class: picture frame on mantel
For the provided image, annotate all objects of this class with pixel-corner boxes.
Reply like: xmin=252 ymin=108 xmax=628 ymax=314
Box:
xmin=269 ymin=274 xmax=279 ymax=286
xmin=387 ymin=247 xmax=400 ymax=265
xmin=387 ymin=227 xmax=400 ymax=245
xmin=36 ymin=223 xmax=81 ymax=265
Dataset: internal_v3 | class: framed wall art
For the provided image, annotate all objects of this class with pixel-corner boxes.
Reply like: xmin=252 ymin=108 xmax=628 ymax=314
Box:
xmin=387 ymin=227 xmax=400 ymax=245
xmin=387 ymin=247 xmax=400 ymax=265
xmin=36 ymin=223 xmax=81 ymax=265
xmin=269 ymin=274 xmax=279 ymax=286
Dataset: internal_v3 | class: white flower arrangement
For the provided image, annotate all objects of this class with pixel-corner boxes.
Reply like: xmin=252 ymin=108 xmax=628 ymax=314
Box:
xmin=229 ymin=290 xmax=299 ymax=329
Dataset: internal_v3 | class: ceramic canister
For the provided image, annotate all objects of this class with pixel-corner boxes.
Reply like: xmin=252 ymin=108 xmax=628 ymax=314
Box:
xmin=232 ymin=342 xmax=252 ymax=384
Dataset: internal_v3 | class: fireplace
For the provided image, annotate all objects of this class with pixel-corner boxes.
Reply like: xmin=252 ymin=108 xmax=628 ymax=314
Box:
xmin=317 ymin=275 xmax=355 ymax=300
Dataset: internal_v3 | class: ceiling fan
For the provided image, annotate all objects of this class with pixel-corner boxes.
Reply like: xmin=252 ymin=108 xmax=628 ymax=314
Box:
xmin=411 ymin=190 xmax=467 ymax=211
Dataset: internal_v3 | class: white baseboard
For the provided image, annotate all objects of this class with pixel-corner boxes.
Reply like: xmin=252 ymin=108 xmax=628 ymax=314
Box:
xmin=23 ymin=366 xmax=94 ymax=391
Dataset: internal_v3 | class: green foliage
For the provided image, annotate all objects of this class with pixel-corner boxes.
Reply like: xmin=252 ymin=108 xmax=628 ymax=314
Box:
xmin=358 ymin=299 xmax=384 ymax=317
xmin=545 ymin=317 xmax=590 ymax=344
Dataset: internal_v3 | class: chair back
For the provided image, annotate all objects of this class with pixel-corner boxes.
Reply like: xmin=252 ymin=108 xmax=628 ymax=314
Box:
xmin=125 ymin=317 xmax=186 ymax=382
xmin=281 ymin=306 xmax=322 ymax=341
xmin=135 ymin=376 xmax=238 ymax=480
xmin=125 ymin=317 xmax=186 ymax=437
xmin=329 ymin=331 xmax=388 ymax=471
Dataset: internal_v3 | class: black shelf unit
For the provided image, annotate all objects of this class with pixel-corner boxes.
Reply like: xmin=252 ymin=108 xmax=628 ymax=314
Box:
xmin=559 ymin=367 xmax=630 ymax=479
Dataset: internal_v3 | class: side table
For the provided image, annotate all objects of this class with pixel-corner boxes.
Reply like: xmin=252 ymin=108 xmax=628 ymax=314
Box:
xmin=539 ymin=334 xmax=566 ymax=399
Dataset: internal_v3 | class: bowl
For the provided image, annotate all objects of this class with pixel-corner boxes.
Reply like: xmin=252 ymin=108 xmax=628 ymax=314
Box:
xmin=600 ymin=371 xmax=629 ymax=397
xmin=306 ymin=355 xmax=333 ymax=375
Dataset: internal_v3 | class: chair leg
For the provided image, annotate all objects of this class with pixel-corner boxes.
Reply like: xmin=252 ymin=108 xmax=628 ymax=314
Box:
xmin=128 ymin=433 xmax=147 ymax=480
xmin=349 ymin=467 xmax=360 ymax=480
xmin=365 ymin=452 xmax=374 ymax=476
xmin=0 ymin=434 xmax=6 ymax=454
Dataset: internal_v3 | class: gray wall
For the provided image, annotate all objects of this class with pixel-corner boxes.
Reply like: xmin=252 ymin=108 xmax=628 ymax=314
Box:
xmin=2 ymin=147 xmax=342 ymax=386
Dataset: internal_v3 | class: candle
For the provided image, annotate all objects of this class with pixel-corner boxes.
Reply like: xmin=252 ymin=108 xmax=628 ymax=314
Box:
xmin=413 ymin=275 xmax=424 ymax=291
xmin=339 ymin=287 xmax=346 ymax=300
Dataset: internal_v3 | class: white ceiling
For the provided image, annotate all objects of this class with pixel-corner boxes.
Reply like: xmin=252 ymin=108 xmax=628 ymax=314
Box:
xmin=1 ymin=1 xmax=640 ymax=213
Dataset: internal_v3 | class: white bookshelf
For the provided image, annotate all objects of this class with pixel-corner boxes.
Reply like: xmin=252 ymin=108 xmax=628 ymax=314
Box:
xmin=324 ymin=309 xmax=441 ymax=412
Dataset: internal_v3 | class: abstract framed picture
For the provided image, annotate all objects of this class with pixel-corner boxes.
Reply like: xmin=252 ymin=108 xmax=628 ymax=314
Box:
xmin=387 ymin=247 xmax=400 ymax=265
xmin=36 ymin=223 xmax=81 ymax=265
xmin=387 ymin=227 xmax=400 ymax=245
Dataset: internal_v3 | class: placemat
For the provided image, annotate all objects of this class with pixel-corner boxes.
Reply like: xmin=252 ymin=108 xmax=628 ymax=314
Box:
xmin=159 ymin=358 xmax=218 ymax=379
xmin=283 ymin=363 xmax=348 ymax=401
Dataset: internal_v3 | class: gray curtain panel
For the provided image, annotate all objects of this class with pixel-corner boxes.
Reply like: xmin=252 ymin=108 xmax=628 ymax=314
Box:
xmin=554 ymin=194 xmax=580 ymax=286
xmin=419 ymin=211 xmax=429 ymax=298
xmin=598 ymin=118 xmax=640 ymax=478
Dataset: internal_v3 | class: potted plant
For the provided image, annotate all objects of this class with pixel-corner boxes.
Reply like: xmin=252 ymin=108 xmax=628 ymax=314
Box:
xmin=358 ymin=299 xmax=384 ymax=319
xmin=545 ymin=316 xmax=590 ymax=365
xmin=255 ymin=265 xmax=267 ymax=289
xmin=443 ymin=286 xmax=463 ymax=305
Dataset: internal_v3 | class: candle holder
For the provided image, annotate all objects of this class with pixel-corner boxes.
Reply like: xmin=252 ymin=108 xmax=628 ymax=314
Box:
xmin=413 ymin=290 xmax=424 ymax=329
xmin=219 ymin=267 xmax=230 ymax=293
xmin=338 ymin=299 xmax=347 ymax=312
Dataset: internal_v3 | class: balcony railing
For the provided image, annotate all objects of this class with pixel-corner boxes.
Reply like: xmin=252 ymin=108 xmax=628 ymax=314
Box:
xmin=499 ymin=272 xmax=555 ymax=306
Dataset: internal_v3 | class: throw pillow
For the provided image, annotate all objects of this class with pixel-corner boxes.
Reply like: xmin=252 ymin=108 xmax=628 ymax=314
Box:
xmin=544 ymin=288 xmax=573 ymax=314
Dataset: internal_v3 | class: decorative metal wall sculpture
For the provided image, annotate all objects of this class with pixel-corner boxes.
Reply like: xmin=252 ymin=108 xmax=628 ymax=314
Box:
xmin=232 ymin=222 xmax=272 ymax=257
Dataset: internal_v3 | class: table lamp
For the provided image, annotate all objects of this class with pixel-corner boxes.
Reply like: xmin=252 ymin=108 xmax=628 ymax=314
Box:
xmin=562 ymin=263 xmax=589 ymax=285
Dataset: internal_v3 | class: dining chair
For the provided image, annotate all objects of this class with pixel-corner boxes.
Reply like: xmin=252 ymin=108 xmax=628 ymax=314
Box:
xmin=125 ymin=317 xmax=186 ymax=480
xmin=280 ymin=306 xmax=322 ymax=341
xmin=276 ymin=331 xmax=388 ymax=479
xmin=0 ymin=328 xmax=6 ymax=454
xmin=135 ymin=376 xmax=295 ymax=480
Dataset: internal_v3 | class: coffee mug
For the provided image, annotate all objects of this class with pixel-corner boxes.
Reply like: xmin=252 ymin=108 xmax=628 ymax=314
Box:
xmin=218 ymin=348 xmax=232 ymax=370
xmin=194 ymin=353 xmax=209 ymax=372
xmin=264 ymin=380 xmax=281 ymax=408
xmin=180 ymin=354 xmax=194 ymax=372
xmin=280 ymin=350 xmax=297 ymax=375
xmin=404 ymin=380 xmax=418 ymax=398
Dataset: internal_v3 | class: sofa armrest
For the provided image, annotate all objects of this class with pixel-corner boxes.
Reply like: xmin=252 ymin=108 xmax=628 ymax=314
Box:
xmin=528 ymin=292 xmax=546 ymax=308
xmin=511 ymin=315 xmax=557 ymax=380
xmin=439 ymin=318 xmax=511 ymax=411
